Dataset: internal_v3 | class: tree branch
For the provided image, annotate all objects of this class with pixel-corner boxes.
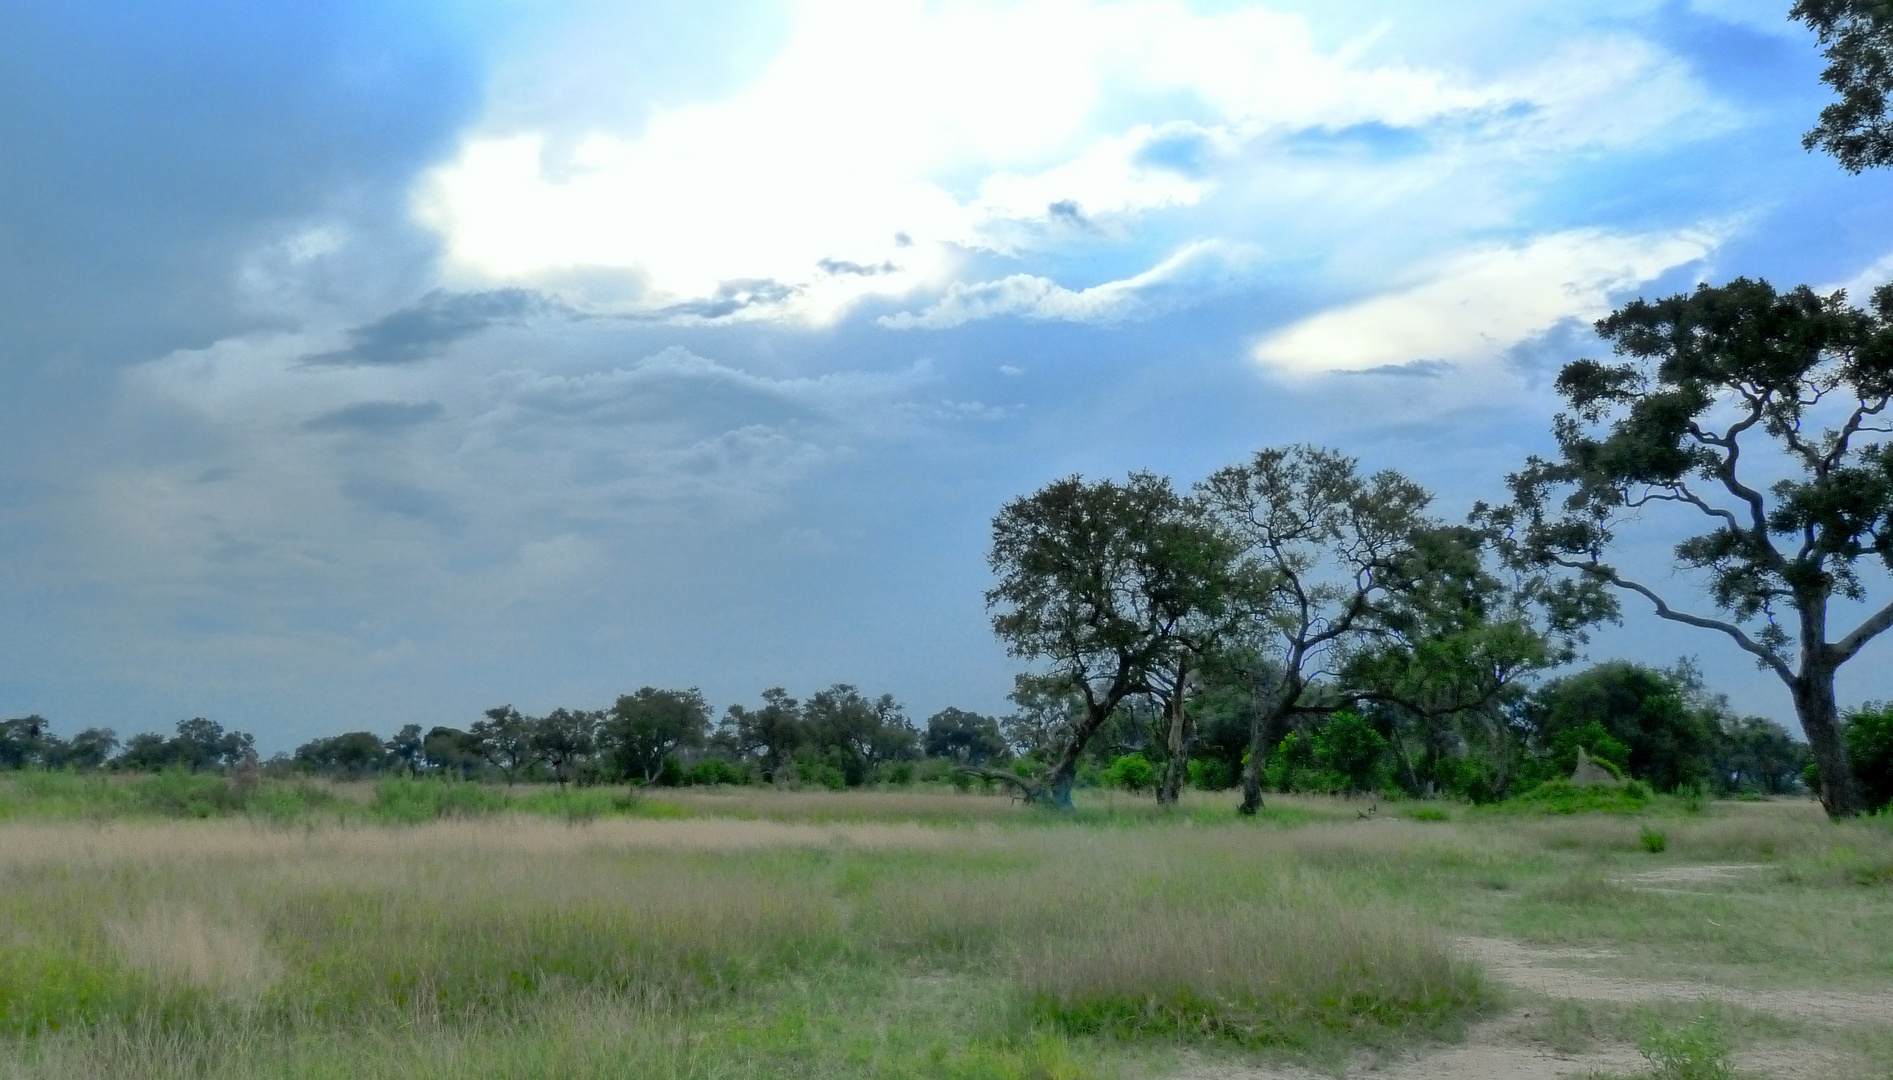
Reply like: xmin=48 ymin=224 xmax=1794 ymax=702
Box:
xmin=1552 ymin=556 xmax=1795 ymax=685
xmin=1831 ymin=595 xmax=1893 ymax=665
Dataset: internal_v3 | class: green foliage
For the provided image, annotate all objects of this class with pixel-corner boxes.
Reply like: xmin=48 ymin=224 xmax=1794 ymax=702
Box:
xmin=1499 ymin=779 xmax=1650 ymax=816
xmin=1794 ymin=0 xmax=1893 ymax=171
xmin=369 ymin=777 xmax=511 ymax=822
xmin=792 ymin=754 xmax=848 ymax=791
xmin=1187 ymin=757 xmax=1234 ymax=790
xmin=1525 ymin=663 xmax=1713 ymax=792
xmin=1637 ymin=1014 xmax=1734 ymax=1080
xmin=1268 ymin=713 xmax=1393 ymax=795
xmin=1103 ymin=752 xmax=1154 ymax=792
xmin=1639 ymin=827 xmax=1669 ymax=853
xmin=1844 ymin=703 xmax=1893 ymax=812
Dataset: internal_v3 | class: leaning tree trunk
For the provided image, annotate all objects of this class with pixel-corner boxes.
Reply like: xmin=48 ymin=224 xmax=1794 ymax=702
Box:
xmin=1793 ymin=663 xmax=1865 ymax=819
xmin=1045 ymin=700 xmax=1120 ymax=810
xmin=1238 ymin=701 xmax=1293 ymax=816
xmin=1157 ymin=657 xmax=1192 ymax=807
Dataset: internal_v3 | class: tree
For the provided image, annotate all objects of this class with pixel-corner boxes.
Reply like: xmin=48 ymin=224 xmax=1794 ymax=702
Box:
xmin=801 ymin=684 xmax=917 ymax=785
xmin=987 ymin=472 xmax=1235 ymax=807
xmin=533 ymin=708 xmax=599 ymax=788
xmin=1842 ymin=702 xmax=1893 ymax=810
xmin=1343 ymin=525 xmax=1608 ymax=799
xmin=471 ymin=707 xmax=536 ymax=783
xmin=1484 ymin=279 xmax=1893 ymax=816
xmin=422 ymin=726 xmax=482 ymax=778
xmin=386 ymin=724 xmax=425 ymax=776
xmin=999 ymin=675 xmax=1080 ymax=762
xmin=1714 ymin=714 xmax=1810 ymax=794
xmin=603 ymin=687 xmax=711 ymax=784
xmin=59 ymin=728 xmax=118 ymax=771
xmin=722 ymin=688 xmax=804 ymax=780
xmin=1197 ymin=446 xmax=1433 ymax=815
xmin=293 ymin=731 xmax=391 ymax=778
xmin=1523 ymin=662 xmax=1718 ymax=792
xmin=0 ymin=716 xmax=53 ymax=769
xmin=924 ymin=707 xmax=1008 ymax=765
xmin=1795 ymin=0 xmax=1893 ymax=171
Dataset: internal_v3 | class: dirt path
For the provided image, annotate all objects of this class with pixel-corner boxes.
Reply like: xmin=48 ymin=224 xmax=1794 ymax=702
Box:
xmin=1457 ymin=936 xmax=1893 ymax=1025
xmin=1161 ymin=932 xmax=1887 ymax=1079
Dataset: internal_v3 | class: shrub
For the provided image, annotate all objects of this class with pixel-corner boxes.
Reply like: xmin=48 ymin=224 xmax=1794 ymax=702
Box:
xmin=369 ymin=777 xmax=510 ymax=823
xmin=1639 ymin=827 xmax=1669 ymax=854
xmin=792 ymin=758 xmax=847 ymax=791
xmin=1104 ymin=753 xmax=1155 ymax=792
xmin=881 ymin=761 xmax=916 ymax=786
xmin=681 ymin=758 xmax=752 ymax=786
xmin=1188 ymin=758 xmax=1234 ymax=790
xmin=1638 ymin=1014 xmax=1733 ymax=1080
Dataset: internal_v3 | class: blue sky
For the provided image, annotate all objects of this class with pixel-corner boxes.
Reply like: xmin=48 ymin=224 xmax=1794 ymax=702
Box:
xmin=4 ymin=0 xmax=1892 ymax=749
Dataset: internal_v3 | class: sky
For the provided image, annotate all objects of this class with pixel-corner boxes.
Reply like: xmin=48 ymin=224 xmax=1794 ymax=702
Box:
xmin=5 ymin=0 xmax=1893 ymax=751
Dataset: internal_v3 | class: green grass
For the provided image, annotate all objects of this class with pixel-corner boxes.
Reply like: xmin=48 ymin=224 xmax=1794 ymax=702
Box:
xmin=0 ymin=787 xmax=1887 ymax=1078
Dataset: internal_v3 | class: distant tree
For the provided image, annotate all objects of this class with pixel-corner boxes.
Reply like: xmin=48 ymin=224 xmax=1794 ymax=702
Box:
xmin=1523 ymin=663 xmax=1718 ymax=792
xmin=385 ymin=724 xmax=425 ymax=776
xmin=722 ymin=688 xmax=804 ymax=780
xmin=1842 ymin=702 xmax=1893 ymax=810
xmin=1795 ymin=0 xmax=1893 ymax=171
xmin=801 ymin=684 xmax=918 ymax=785
xmin=115 ymin=731 xmax=174 ymax=771
xmin=59 ymin=727 xmax=118 ymax=771
xmin=533 ymin=708 xmax=599 ymax=788
xmin=422 ymin=726 xmax=482 ymax=778
xmin=987 ymin=472 xmax=1234 ymax=807
xmin=1197 ymin=446 xmax=1434 ymax=815
xmin=1713 ymin=714 xmax=1811 ymax=794
xmin=924 ymin=707 xmax=1008 ymax=765
xmin=471 ymin=706 xmax=536 ymax=783
xmin=293 ymin=731 xmax=391 ymax=778
xmin=1483 ymin=279 xmax=1893 ymax=816
xmin=0 ymin=716 xmax=53 ymax=769
xmin=603 ymin=687 xmax=711 ymax=784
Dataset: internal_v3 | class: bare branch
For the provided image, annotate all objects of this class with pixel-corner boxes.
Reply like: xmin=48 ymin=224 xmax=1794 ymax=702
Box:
xmin=1551 ymin=556 xmax=1795 ymax=685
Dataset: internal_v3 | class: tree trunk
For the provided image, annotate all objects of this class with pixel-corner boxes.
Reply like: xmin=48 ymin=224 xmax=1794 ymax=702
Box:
xmin=1157 ymin=656 xmax=1192 ymax=807
xmin=1238 ymin=702 xmax=1292 ymax=815
xmin=1045 ymin=697 xmax=1121 ymax=811
xmin=1793 ymin=665 xmax=1865 ymax=818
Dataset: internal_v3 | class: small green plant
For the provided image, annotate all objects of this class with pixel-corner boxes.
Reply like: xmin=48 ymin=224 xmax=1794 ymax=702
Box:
xmin=1639 ymin=827 xmax=1669 ymax=854
xmin=1405 ymin=806 xmax=1451 ymax=822
xmin=1637 ymin=1014 xmax=1733 ymax=1080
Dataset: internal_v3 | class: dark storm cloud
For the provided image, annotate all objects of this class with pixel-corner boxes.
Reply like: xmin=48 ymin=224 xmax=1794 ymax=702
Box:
xmin=304 ymin=290 xmax=557 ymax=367
xmin=302 ymin=401 xmax=446 ymax=434
xmin=0 ymin=2 xmax=483 ymax=375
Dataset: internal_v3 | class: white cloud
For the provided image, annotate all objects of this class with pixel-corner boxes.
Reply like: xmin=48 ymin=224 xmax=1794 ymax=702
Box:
xmin=412 ymin=0 xmax=1711 ymax=325
xmin=881 ymin=240 xmax=1261 ymax=329
xmin=1253 ymin=227 xmax=1718 ymax=373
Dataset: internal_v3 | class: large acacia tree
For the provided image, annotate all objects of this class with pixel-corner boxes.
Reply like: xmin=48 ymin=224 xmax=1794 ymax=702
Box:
xmin=987 ymin=472 xmax=1235 ymax=807
xmin=1485 ymin=279 xmax=1893 ymax=817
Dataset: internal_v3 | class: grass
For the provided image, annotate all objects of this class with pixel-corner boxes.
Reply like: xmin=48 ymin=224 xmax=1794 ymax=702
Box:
xmin=0 ymin=784 xmax=1886 ymax=1078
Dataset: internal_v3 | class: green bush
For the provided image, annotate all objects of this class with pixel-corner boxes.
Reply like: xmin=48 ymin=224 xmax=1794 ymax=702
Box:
xmin=369 ymin=777 xmax=510 ymax=823
xmin=792 ymin=758 xmax=847 ymax=791
xmin=1187 ymin=758 xmax=1234 ymax=790
xmin=1639 ymin=827 xmax=1669 ymax=853
xmin=1638 ymin=1014 xmax=1733 ymax=1080
xmin=681 ymin=758 xmax=752 ymax=786
xmin=881 ymin=761 xmax=916 ymax=785
xmin=1104 ymin=753 xmax=1155 ymax=792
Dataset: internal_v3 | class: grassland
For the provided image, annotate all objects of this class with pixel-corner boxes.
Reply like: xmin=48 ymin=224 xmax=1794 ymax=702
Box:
xmin=0 ymin=777 xmax=1887 ymax=1079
